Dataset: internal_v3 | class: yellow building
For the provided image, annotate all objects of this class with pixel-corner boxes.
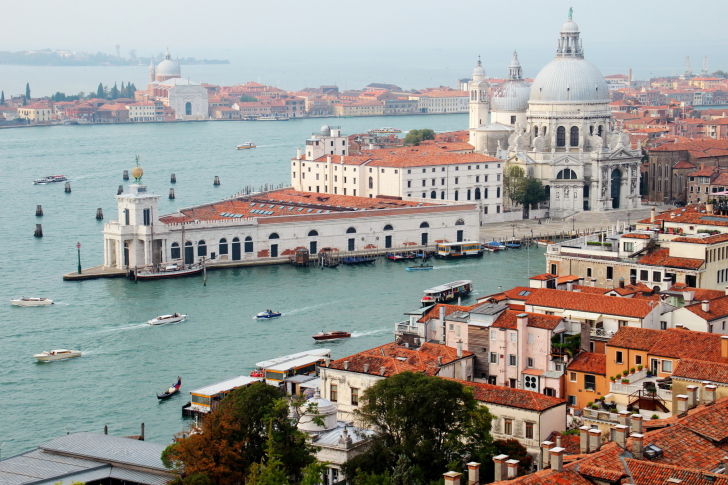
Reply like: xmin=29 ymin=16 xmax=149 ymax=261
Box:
xmin=333 ymin=102 xmax=384 ymax=117
xmin=17 ymin=103 xmax=52 ymax=123
xmin=565 ymin=351 xmax=608 ymax=409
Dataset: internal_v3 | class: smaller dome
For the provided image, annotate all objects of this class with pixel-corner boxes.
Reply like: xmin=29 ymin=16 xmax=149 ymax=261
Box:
xmin=491 ymin=80 xmax=531 ymax=112
xmin=321 ymin=125 xmax=331 ymax=136
xmin=561 ymin=20 xmax=579 ymax=33
xmin=473 ymin=61 xmax=485 ymax=78
xmin=297 ymin=390 xmax=338 ymax=433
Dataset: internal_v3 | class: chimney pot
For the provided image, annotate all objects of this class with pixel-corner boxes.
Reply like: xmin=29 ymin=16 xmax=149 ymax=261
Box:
xmin=686 ymin=385 xmax=699 ymax=409
xmin=705 ymin=385 xmax=717 ymax=405
xmin=493 ymin=454 xmax=509 ymax=482
xmin=619 ymin=277 xmax=625 ymax=289
xmin=363 ymin=363 xmax=370 ymax=373
xmin=380 ymin=366 xmax=386 ymax=376
xmin=540 ymin=441 xmax=554 ymax=469
xmin=630 ymin=414 xmax=644 ymax=434
xmin=702 ymin=300 xmax=711 ymax=313
xmin=579 ymin=426 xmax=591 ymax=454
xmin=457 ymin=340 xmax=463 ymax=359
xmin=724 ymin=286 xmax=728 ymax=296
xmin=614 ymin=424 xmax=629 ymax=449
xmin=506 ymin=459 xmax=520 ymax=479
xmin=631 ymin=433 xmax=644 ymax=460
xmin=443 ymin=471 xmax=461 ymax=485
xmin=567 ymin=282 xmax=574 ymax=291
xmin=677 ymin=394 xmax=689 ymax=413
xmin=343 ymin=361 xmax=349 ymax=370
xmin=588 ymin=428 xmax=602 ymax=452
xmin=618 ymin=411 xmax=632 ymax=427
xmin=549 ymin=447 xmax=565 ymax=472
xmin=438 ymin=356 xmax=443 ymax=366
xmin=466 ymin=462 xmax=480 ymax=485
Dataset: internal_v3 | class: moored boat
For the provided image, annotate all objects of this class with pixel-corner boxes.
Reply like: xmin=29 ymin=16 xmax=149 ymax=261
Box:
xmin=312 ymin=331 xmax=351 ymax=341
xmin=368 ymin=127 xmax=402 ymax=134
xmin=130 ymin=262 xmax=203 ymax=281
xmin=11 ymin=297 xmax=54 ymax=306
xmin=157 ymin=376 xmax=182 ymax=399
xmin=421 ymin=280 xmax=473 ymax=306
xmin=236 ymin=142 xmax=256 ymax=149
xmin=406 ymin=263 xmax=433 ymax=271
xmin=34 ymin=349 xmax=81 ymax=362
xmin=256 ymin=310 xmax=282 ymax=319
xmin=148 ymin=313 xmax=187 ymax=325
xmin=33 ymin=175 xmax=67 ymax=185
xmin=341 ymin=256 xmax=376 ymax=264
xmin=505 ymin=240 xmax=522 ymax=249
xmin=484 ymin=241 xmax=505 ymax=252
xmin=435 ymin=241 xmax=483 ymax=258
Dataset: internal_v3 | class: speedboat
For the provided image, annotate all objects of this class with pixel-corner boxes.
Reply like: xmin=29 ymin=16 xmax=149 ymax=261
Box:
xmin=236 ymin=142 xmax=256 ymax=150
xmin=11 ymin=297 xmax=54 ymax=306
xmin=34 ymin=349 xmax=81 ymax=362
xmin=312 ymin=331 xmax=351 ymax=341
xmin=369 ymin=127 xmax=402 ymax=134
xmin=406 ymin=263 xmax=433 ymax=271
xmin=148 ymin=313 xmax=187 ymax=325
xmin=157 ymin=376 xmax=181 ymax=399
xmin=256 ymin=310 xmax=282 ymax=319
xmin=34 ymin=175 xmax=67 ymax=185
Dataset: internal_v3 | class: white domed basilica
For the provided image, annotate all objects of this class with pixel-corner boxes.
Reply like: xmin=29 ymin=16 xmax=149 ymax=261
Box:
xmin=146 ymin=49 xmax=209 ymax=121
xmin=469 ymin=11 xmax=641 ymax=217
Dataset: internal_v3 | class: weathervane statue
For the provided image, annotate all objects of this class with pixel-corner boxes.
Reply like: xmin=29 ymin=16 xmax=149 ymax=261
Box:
xmin=131 ymin=155 xmax=144 ymax=183
xmin=569 ymin=7 xmax=573 ymax=19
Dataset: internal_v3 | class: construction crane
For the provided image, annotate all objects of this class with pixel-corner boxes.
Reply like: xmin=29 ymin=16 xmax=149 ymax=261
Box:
xmin=702 ymin=55 xmax=709 ymax=75
xmin=685 ymin=56 xmax=693 ymax=77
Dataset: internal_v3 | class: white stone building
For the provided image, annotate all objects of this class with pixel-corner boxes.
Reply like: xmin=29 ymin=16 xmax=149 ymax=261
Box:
xmin=102 ymin=180 xmax=480 ymax=270
xmin=144 ymin=49 xmax=209 ymax=120
xmin=410 ymin=90 xmax=469 ymax=114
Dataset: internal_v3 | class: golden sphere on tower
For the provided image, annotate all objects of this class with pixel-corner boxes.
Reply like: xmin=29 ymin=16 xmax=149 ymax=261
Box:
xmin=131 ymin=166 xmax=144 ymax=180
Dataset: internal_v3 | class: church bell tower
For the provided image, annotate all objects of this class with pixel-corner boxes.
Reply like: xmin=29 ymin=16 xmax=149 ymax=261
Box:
xmin=468 ymin=58 xmax=489 ymax=130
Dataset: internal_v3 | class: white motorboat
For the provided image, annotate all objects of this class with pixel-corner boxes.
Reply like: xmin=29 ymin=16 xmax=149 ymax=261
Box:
xmin=236 ymin=142 xmax=256 ymax=149
xmin=34 ymin=175 xmax=68 ymax=185
xmin=34 ymin=349 xmax=82 ymax=362
xmin=148 ymin=313 xmax=187 ymax=325
xmin=11 ymin=297 xmax=54 ymax=306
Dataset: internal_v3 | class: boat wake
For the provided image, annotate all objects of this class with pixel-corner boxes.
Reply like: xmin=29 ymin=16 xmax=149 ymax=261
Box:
xmin=351 ymin=328 xmax=390 ymax=338
xmin=98 ymin=322 xmax=151 ymax=333
xmin=283 ymin=301 xmax=336 ymax=316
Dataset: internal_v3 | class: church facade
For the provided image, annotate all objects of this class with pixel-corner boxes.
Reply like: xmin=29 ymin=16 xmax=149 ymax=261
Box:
xmin=142 ymin=49 xmax=209 ymax=121
xmin=469 ymin=12 xmax=642 ymax=218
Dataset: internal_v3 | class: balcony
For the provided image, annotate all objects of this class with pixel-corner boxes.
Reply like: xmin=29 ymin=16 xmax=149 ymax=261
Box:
xmin=590 ymin=327 xmax=616 ymax=339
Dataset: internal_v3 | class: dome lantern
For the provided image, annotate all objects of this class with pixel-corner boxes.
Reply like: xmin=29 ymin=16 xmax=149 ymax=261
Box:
xmin=472 ymin=57 xmax=486 ymax=82
xmin=556 ymin=8 xmax=583 ymax=59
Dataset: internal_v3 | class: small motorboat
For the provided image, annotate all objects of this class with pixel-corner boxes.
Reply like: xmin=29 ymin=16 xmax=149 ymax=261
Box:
xmin=256 ymin=310 xmax=282 ymax=319
xmin=407 ymin=263 xmax=433 ymax=271
xmin=34 ymin=349 xmax=81 ymax=362
xmin=148 ymin=313 xmax=187 ymax=325
xmin=157 ymin=376 xmax=182 ymax=399
xmin=341 ymin=256 xmax=376 ymax=264
xmin=505 ymin=240 xmax=522 ymax=249
xmin=250 ymin=368 xmax=264 ymax=378
xmin=34 ymin=175 xmax=68 ymax=185
xmin=11 ymin=297 xmax=54 ymax=306
xmin=312 ymin=331 xmax=352 ymax=341
xmin=236 ymin=142 xmax=256 ymax=150
xmin=484 ymin=241 xmax=505 ymax=252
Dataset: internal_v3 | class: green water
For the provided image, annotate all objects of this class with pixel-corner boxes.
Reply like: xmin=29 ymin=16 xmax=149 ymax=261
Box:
xmin=0 ymin=114 xmax=545 ymax=455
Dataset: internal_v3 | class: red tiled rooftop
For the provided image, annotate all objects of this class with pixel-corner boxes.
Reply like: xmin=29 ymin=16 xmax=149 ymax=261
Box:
xmin=683 ymin=295 xmax=728 ymax=321
xmin=648 ymin=328 xmax=728 ymax=362
xmin=566 ymin=352 xmax=606 ymax=375
xmin=450 ymin=379 xmax=566 ymax=412
xmin=673 ymin=233 xmax=728 ymax=245
xmin=673 ymin=358 xmax=728 ymax=385
xmin=525 ymin=289 xmax=656 ymax=319
xmin=530 ymin=273 xmax=557 ymax=281
xmin=638 ymin=248 xmax=704 ymax=270
xmin=606 ymin=327 xmax=662 ymax=351
xmin=490 ymin=310 xmax=563 ymax=331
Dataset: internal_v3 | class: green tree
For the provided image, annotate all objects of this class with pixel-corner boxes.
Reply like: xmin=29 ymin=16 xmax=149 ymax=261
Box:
xmin=96 ymin=83 xmax=104 ymax=99
xmin=713 ymin=70 xmax=728 ymax=79
xmin=404 ymin=129 xmax=435 ymax=146
xmin=25 ymin=82 xmax=30 ymax=100
xmin=161 ymin=382 xmax=317 ymax=485
xmin=513 ymin=178 xmax=547 ymax=219
xmin=503 ymin=163 xmax=526 ymax=208
xmin=1 ymin=91 xmax=4 ymax=104
xmin=110 ymin=82 xmax=119 ymax=100
xmin=239 ymin=94 xmax=259 ymax=102
xmin=342 ymin=372 xmax=494 ymax=483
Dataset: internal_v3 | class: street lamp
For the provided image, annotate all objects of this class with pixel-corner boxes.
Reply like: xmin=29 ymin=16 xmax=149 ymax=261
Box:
xmin=76 ymin=242 xmax=82 ymax=274
xmin=627 ymin=211 xmax=631 ymax=231
xmin=572 ymin=217 xmax=576 ymax=235
xmin=528 ymin=229 xmax=533 ymax=277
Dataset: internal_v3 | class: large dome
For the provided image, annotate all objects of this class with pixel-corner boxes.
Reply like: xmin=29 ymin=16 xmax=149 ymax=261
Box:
xmin=492 ymin=80 xmax=531 ymax=112
xmin=156 ymin=58 xmax=181 ymax=78
xmin=529 ymin=57 xmax=609 ymax=103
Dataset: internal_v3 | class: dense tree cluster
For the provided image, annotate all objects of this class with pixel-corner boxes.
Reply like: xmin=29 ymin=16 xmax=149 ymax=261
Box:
xmin=503 ymin=163 xmax=547 ymax=218
xmin=404 ymin=129 xmax=435 ymax=146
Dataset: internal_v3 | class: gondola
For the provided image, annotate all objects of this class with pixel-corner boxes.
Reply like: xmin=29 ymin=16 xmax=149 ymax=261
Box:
xmin=157 ymin=376 xmax=181 ymax=400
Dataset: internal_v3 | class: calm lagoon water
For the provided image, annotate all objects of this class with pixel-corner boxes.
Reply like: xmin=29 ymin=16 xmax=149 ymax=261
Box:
xmin=0 ymin=114 xmax=544 ymax=455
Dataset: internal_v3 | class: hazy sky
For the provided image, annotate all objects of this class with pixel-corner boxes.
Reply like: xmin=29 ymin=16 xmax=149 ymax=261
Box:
xmin=3 ymin=0 xmax=728 ymax=85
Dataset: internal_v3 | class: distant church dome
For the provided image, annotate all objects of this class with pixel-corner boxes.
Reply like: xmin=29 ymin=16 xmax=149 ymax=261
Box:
xmin=156 ymin=49 xmax=181 ymax=80
xmin=491 ymin=51 xmax=531 ymax=112
xmin=529 ymin=12 xmax=609 ymax=104
xmin=297 ymin=390 xmax=338 ymax=433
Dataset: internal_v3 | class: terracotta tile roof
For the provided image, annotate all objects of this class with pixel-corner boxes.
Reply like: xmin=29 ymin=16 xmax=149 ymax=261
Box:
xmin=621 ymin=233 xmax=651 ymax=239
xmin=608 ymin=282 xmax=655 ymax=297
xmin=566 ymin=352 xmax=606 ymax=375
xmin=648 ymin=328 xmax=728 ymax=362
xmin=525 ymin=289 xmax=656 ymax=319
xmin=530 ymin=273 xmax=557 ymax=281
xmin=650 ymin=139 xmax=728 ymax=154
xmin=490 ymin=310 xmax=563 ymax=331
xmin=572 ymin=285 xmax=611 ymax=294
xmin=492 ymin=469 xmax=592 ymax=484
xmin=555 ymin=274 xmax=580 ymax=284
xmin=479 ymin=286 xmax=538 ymax=303
xmin=638 ymin=423 xmax=727 ymax=469
xmin=684 ymin=295 xmax=728 ymax=321
xmin=673 ymin=358 xmax=728 ymax=384
xmin=546 ymin=432 xmax=581 ymax=455
xmin=712 ymin=172 xmax=728 ymax=186
xmin=687 ymin=167 xmax=720 ymax=177
xmin=638 ymin=248 xmax=704 ymax=270
xmin=626 ymin=459 xmax=728 ymax=485
xmin=326 ymin=342 xmax=472 ymax=378
xmin=668 ymin=285 xmax=727 ymax=301
xmin=673 ymin=160 xmax=698 ymax=169
xmin=673 ymin=233 xmax=728 ymax=244
xmin=417 ymin=303 xmax=478 ymax=323
xmin=449 ymin=379 xmax=566 ymax=412
xmin=607 ymin=327 xmax=662 ymax=350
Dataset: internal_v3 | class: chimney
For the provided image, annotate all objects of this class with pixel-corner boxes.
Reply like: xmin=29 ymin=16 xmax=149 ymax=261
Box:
xmin=296 ymin=148 xmax=302 ymax=159
xmin=506 ymin=459 xmax=520 ymax=479
xmin=630 ymin=273 xmax=637 ymax=286
xmin=493 ymin=454 xmax=509 ymax=481
xmin=517 ymin=313 xmax=528 ymax=329
xmin=457 ymin=340 xmax=463 ymax=359
xmin=591 ymin=278 xmax=597 ymax=287
xmin=650 ymin=206 xmax=656 ymax=224
xmin=438 ymin=356 xmax=443 ymax=366
xmin=327 ymin=155 xmax=332 ymax=163
xmin=614 ymin=424 xmax=629 ymax=449
xmin=631 ymin=433 xmax=644 ymax=460
xmin=580 ymin=322 xmax=591 ymax=352
xmin=549 ymin=447 xmax=565 ymax=473
xmin=629 ymin=68 xmax=633 ymax=83
xmin=579 ymin=426 xmax=591 ymax=454
xmin=556 ymin=435 xmax=562 ymax=449
xmin=618 ymin=411 xmax=632 ymax=428
xmin=677 ymin=394 xmax=689 ymax=414
xmin=725 ymin=286 xmax=728 ymax=296
xmin=619 ymin=277 xmax=625 ymax=289
xmin=631 ymin=414 xmax=643 ymax=434
xmin=702 ymin=300 xmax=710 ymax=313
xmin=722 ymin=336 xmax=728 ymax=359
xmin=466 ymin=462 xmax=480 ymax=485
xmin=567 ymin=282 xmax=574 ymax=291
xmin=443 ymin=471 xmax=461 ymax=485
xmin=540 ymin=441 xmax=554 ymax=469
xmin=588 ymin=428 xmax=602 ymax=452
xmin=578 ymin=277 xmax=585 ymax=286
xmin=379 ymin=366 xmax=386 ymax=376
xmin=705 ymin=385 xmax=717 ymax=405
xmin=440 ymin=305 xmax=446 ymax=343
xmin=324 ymin=357 xmax=331 ymax=367
xmin=686 ymin=385 xmax=699 ymax=408
xmin=343 ymin=361 xmax=349 ymax=370
xmin=363 ymin=363 xmax=370 ymax=373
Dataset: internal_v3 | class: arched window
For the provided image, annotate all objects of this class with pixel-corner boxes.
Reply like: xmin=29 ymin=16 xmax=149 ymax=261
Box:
xmin=454 ymin=190 xmax=459 ymax=201
xmin=455 ymin=219 xmax=465 ymax=225
xmin=544 ymin=185 xmax=551 ymax=198
xmin=308 ymin=230 xmax=318 ymax=237
xmin=556 ymin=169 xmax=578 ymax=180
xmin=171 ymin=242 xmax=180 ymax=259
xmin=219 ymin=238 xmax=228 ymax=255
xmin=583 ymin=184 xmax=590 ymax=198
xmin=556 ymin=126 xmax=566 ymax=147
xmin=467 ymin=189 xmax=471 ymax=200
xmin=475 ymin=187 xmax=481 ymax=200
xmin=244 ymin=236 xmax=253 ymax=253
xmin=185 ymin=102 xmax=192 ymax=116
xmin=383 ymin=224 xmax=393 ymax=231
xmin=368 ymin=177 xmax=373 ymax=189
xmin=346 ymin=227 xmax=356 ymax=234
xmin=430 ymin=190 xmax=437 ymax=199
xmin=570 ymin=126 xmax=579 ymax=146
xmin=422 ymin=192 xmax=426 ymax=198
xmin=198 ymin=240 xmax=207 ymax=257
xmin=420 ymin=222 xmax=430 ymax=228
xmin=589 ymin=125 xmax=594 ymax=135
xmin=269 ymin=233 xmax=280 ymax=239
